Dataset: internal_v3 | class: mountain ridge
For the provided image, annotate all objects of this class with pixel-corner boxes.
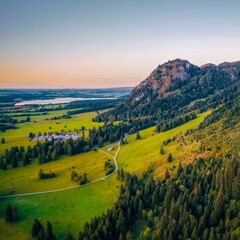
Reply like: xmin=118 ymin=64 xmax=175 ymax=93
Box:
xmin=96 ymin=58 xmax=240 ymax=122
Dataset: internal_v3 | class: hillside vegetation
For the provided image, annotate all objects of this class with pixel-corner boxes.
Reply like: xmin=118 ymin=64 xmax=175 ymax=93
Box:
xmin=97 ymin=59 xmax=239 ymax=121
xmin=77 ymin=96 xmax=240 ymax=240
xmin=0 ymin=177 xmax=120 ymax=239
xmin=0 ymin=150 xmax=111 ymax=195
xmin=0 ymin=111 xmax=210 ymax=239
xmin=0 ymin=60 xmax=239 ymax=239
xmin=118 ymin=112 xmax=210 ymax=176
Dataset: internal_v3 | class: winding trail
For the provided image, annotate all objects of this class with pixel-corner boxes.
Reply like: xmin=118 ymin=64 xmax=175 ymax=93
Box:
xmin=0 ymin=141 xmax=122 ymax=199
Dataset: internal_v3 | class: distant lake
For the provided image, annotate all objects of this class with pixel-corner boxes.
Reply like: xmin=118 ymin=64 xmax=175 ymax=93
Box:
xmin=15 ymin=97 xmax=117 ymax=106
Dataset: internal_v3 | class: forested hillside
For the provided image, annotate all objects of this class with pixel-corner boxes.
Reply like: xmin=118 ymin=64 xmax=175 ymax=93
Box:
xmin=78 ymin=97 xmax=240 ymax=240
xmin=1 ymin=60 xmax=239 ymax=239
xmin=96 ymin=59 xmax=240 ymax=122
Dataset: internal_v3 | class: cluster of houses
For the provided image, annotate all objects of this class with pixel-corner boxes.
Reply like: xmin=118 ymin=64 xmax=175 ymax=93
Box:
xmin=32 ymin=133 xmax=80 ymax=142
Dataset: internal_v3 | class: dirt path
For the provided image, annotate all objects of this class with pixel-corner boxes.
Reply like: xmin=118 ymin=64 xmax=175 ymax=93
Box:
xmin=0 ymin=141 xmax=121 ymax=199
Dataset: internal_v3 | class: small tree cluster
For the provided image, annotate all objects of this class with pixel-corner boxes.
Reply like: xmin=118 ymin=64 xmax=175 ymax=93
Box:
xmin=38 ymin=169 xmax=56 ymax=179
xmin=31 ymin=219 xmax=56 ymax=240
xmin=136 ymin=131 xmax=141 ymax=140
xmin=167 ymin=153 xmax=173 ymax=162
xmin=5 ymin=204 xmax=17 ymax=222
xmin=71 ymin=170 xmax=89 ymax=185
xmin=104 ymin=159 xmax=115 ymax=175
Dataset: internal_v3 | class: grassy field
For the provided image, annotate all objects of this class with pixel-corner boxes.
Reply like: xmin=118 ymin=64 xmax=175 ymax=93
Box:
xmin=0 ymin=150 xmax=112 ymax=195
xmin=118 ymin=111 xmax=210 ymax=177
xmin=0 ymin=111 xmax=210 ymax=239
xmin=0 ymin=111 xmax=104 ymax=154
xmin=0 ymin=176 xmax=120 ymax=239
xmin=5 ymin=108 xmax=83 ymax=122
xmin=0 ymin=220 xmax=31 ymax=240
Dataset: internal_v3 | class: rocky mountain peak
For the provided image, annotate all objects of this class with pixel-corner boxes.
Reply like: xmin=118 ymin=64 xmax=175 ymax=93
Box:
xmin=134 ymin=59 xmax=197 ymax=99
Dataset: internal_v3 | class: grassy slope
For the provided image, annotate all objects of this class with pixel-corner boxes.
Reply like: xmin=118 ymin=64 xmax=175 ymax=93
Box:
xmin=0 ymin=112 xmax=209 ymax=239
xmin=0 ymin=220 xmax=31 ymax=240
xmin=118 ymin=112 xmax=210 ymax=177
xmin=0 ymin=111 xmax=103 ymax=154
xmin=0 ymin=177 xmax=120 ymax=239
xmin=0 ymin=150 xmax=112 ymax=195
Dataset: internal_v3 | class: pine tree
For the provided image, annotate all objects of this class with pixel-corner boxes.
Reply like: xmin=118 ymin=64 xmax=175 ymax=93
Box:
xmin=67 ymin=144 xmax=73 ymax=156
xmin=120 ymin=137 xmax=125 ymax=145
xmin=23 ymin=153 xmax=30 ymax=166
xmin=39 ymin=169 xmax=44 ymax=179
xmin=37 ymin=228 xmax=46 ymax=240
xmin=177 ymin=162 xmax=183 ymax=177
xmin=165 ymin=168 xmax=170 ymax=178
xmin=29 ymin=132 xmax=34 ymax=138
xmin=5 ymin=204 xmax=12 ymax=222
xmin=118 ymin=233 xmax=124 ymax=240
xmin=224 ymin=160 xmax=235 ymax=197
xmin=232 ymin=170 xmax=240 ymax=200
xmin=11 ymin=207 xmax=17 ymax=222
xmin=51 ymin=149 xmax=58 ymax=161
xmin=98 ymin=137 xmax=103 ymax=147
xmin=11 ymin=153 xmax=19 ymax=168
xmin=116 ymin=211 xmax=127 ymax=237
xmin=46 ymin=220 xmax=55 ymax=240
xmin=136 ymin=131 xmax=141 ymax=140
xmin=167 ymin=153 xmax=173 ymax=163
xmin=0 ymin=156 xmax=4 ymax=169
xmin=109 ymin=134 xmax=115 ymax=143
xmin=209 ymin=228 xmax=215 ymax=240
xmin=155 ymin=123 xmax=161 ymax=133
xmin=66 ymin=231 xmax=74 ymax=240
xmin=126 ymin=231 xmax=133 ymax=240
xmin=47 ymin=151 xmax=52 ymax=162
xmin=31 ymin=219 xmax=43 ymax=238
xmin=209 ymin=191 xmax=224 ymax=226
xmin=163 ymin=187 xmax=172 ymax=212
xmin=160 ymin=145 xmax=165 ymax=155
xmin=5 ymin=149 xmax=10 ymax=164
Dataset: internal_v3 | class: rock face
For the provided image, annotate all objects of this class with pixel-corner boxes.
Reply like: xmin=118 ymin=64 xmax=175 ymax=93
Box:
xmin=97 ymin=59 xmax=240 ymax=121
xmin=133 ymin=59 xmax=198 ymax=101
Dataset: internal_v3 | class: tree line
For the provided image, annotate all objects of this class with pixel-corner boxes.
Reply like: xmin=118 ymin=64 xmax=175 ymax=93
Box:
xmin=155 ymin=112 xmax=196 ymax=133
xmin=0 ymin=108 xmax=210 ymax=172
xmin=0 ymin=117 xmax=156 ymax=171
xmin=76 ymin=154 xmax=240 ymax=240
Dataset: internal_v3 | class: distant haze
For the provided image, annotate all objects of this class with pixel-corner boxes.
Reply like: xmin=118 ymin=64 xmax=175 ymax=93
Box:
xmin=1 ymin=0 xmax=240 ymax=88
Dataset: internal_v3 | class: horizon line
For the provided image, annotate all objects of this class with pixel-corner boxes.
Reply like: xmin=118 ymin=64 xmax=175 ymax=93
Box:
xmin=0 ymin=86 xmax=134 ymax=90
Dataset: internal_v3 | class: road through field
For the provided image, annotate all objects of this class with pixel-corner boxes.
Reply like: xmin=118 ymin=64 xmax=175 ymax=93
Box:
xmin=0 ymin=140 xmax=122 ymax=199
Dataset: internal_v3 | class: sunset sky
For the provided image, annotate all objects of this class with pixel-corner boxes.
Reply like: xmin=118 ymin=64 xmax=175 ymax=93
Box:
xmin=1 ymin=0 xmax=240 ymax=88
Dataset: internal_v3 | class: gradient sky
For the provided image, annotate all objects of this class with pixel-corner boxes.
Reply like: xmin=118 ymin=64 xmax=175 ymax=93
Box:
xmin=0 ymin=0 xmax=240 ymax=88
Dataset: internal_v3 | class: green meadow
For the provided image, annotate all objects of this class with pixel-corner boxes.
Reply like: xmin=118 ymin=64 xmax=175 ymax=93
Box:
xmin=0 ymin=220 xmax=30 ymax=240
xmin=0 ymin=150 xmax=112 ymax=195
xmin=118 ymin=111 xmax=210 ymax=177
xmin=0 ymin=111 xmax=210 ymax=239
xmin=5 ymin=108 xmax=82 ymax=122
xmin=0 ymin=111 xmax=104 ymax=154
xmin=0 ymin=177 xmax=120 ymax=239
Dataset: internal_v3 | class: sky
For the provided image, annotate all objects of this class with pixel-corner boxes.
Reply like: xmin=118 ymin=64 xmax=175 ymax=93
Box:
xmin=0 ymin=0 xmax=240 ymax=88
